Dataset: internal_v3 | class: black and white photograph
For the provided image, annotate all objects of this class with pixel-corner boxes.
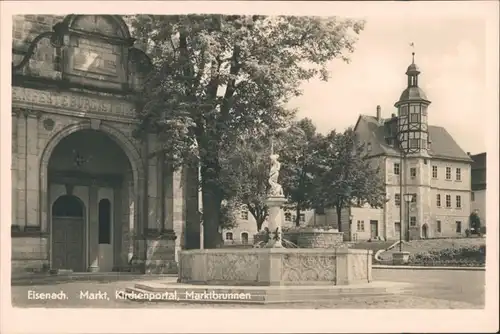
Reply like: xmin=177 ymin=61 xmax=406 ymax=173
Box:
xmin=0 ymin=1 xmax=498 ymax=333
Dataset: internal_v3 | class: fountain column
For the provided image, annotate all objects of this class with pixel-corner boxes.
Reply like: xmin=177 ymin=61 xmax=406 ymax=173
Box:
xmin=265 ymin=153 xmax=286 ymax=248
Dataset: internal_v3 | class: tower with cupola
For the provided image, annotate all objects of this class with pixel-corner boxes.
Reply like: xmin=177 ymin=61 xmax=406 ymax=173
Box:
xmin=395 ymin=52 xmax=431 ymax=157
xmin=395 ymin=52 xmax=433 ymax=240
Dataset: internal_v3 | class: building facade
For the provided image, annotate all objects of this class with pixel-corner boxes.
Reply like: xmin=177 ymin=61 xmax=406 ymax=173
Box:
xmin=352 ymin=54 xmax=473 ymax=240
xmin=11 ymin=15 xmax=200 ymax=274
xmin=223 ymin=208 xmax=315 ymax=245
xmin=471 ymin=152 xmax=487 ymax=225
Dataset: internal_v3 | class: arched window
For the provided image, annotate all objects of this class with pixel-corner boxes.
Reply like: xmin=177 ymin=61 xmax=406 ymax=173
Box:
xmin=225 ymin=232 xmax=233 ymax=241
xmin=98 ymin=199 xmax=111 ymax=244
xmin=241 ymin=232 xmax=249 ymax=244
xmin=52 ymin=195 xmax=83 ymax=217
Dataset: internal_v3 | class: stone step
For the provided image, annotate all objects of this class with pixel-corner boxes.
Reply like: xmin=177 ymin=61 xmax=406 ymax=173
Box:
xmin=122 ymin=281 xmax=411 ymax=304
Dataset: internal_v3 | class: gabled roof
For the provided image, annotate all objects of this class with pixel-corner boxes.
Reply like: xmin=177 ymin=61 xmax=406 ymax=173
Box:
xmin=354 ymin=115 xmax=473 ymax=162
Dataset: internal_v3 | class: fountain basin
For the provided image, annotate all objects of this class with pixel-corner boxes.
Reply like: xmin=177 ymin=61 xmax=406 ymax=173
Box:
xmin=178 ymin=248 xmax=372 ymax=286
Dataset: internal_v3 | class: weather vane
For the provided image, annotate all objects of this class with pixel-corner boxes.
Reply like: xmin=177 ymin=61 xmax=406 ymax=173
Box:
xmin=409 ymin=42 xmax=415 ymax=62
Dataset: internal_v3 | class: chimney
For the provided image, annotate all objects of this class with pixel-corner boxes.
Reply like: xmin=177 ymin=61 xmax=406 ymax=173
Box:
xmin=391 ymin=113 xmax=396 ymax=118
xmin=467 ymin=152 xmax=471 ymax=156
xmin=376 ymin=105 xmax=381 ymax=122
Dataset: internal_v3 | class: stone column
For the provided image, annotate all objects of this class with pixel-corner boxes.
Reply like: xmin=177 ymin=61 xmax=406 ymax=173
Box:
xmin=169 ymin=168 xmax=185 ymax=261
xmin=265 ymin=196 xmax=287 ymax=248
xmin=25 ymin=110 xmax=41 ymax=229
xmin=146 ymin=133 xmax=159 ymax=231
xmin=11 ymin=110 xmax=19 ymax=229
xmin=88 ymin=185 xmax=99 ymax=271
xmin=16 ymin=109 xmax=27 ymax=229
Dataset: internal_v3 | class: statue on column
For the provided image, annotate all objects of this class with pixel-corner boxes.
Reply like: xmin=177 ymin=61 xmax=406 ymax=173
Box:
xmin=268 ymin=153 xmax=284 ymax=197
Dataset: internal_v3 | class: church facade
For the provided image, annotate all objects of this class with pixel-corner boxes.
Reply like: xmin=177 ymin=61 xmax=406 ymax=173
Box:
xmin=11 ymin=15 xmax=199 ymax=274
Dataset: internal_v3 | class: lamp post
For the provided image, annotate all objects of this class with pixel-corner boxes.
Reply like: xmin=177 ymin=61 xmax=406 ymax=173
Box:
xmin=349 ymin=214 xmax=354 ymax=241
xmin=403 ymin=193 xmax=413 ymax=242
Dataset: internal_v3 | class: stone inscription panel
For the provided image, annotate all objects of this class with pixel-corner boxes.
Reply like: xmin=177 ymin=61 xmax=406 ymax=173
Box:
xmin=73 ymin=38 xmax=119 ymax=77
xmin=12 ymin=87 xmax=136 ymax=117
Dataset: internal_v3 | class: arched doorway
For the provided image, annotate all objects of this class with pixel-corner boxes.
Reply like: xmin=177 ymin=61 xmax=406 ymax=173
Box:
xmin=422 ymin=224 xmax=429 ymax=239
xmin=51 ymin=195 xmax=85 ymax=272
xmin=47 ymin=128 xmax=134 ymax=272
xmin=241 ymin=232 xmax=249 ymax=245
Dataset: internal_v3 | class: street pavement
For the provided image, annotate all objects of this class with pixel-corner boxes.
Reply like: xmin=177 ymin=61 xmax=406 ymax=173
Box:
xmin=372 ymin=268 xmax=485 ymax=306
xmin=10 ymin=268 xmax=485 ymax=308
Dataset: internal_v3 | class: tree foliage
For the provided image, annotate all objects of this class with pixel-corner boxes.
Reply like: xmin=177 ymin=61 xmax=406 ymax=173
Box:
xmin=279 ymin=118 xmax=323 ymax=226
xmin=469 ymin=211 xmax=481 ymax=231
xmin=219 ymin=133 xmax=272 ymax=231
xmin=128 ymin=14 xmax=365 ymax=247
xmin=314 ymin=128 xmax=386 ymax=232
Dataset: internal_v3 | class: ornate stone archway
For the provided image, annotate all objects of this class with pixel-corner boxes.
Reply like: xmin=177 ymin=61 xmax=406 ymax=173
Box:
xmin=39 ymin=120 xmax=145 ymax=234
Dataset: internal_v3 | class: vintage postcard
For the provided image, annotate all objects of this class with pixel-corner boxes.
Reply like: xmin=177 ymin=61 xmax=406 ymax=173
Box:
xmin=0 ymin=1 xmax=498 ymax=333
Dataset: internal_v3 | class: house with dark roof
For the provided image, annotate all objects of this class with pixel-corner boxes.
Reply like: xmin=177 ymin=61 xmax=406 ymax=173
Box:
xmin=471 ymin=152 xmax=486 ymax=225
xmin=348 ymin=53 xmax=473 ymax=241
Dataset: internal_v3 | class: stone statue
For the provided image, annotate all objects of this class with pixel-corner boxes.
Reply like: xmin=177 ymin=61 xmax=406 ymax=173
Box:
xmin=268 ymin=153 xmax=284 ymax=197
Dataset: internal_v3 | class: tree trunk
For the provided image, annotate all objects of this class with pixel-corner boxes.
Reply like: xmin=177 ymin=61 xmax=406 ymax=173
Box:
xmin=201 ymin=182 xmax=222 ymax=249
xmin=336 ymin=205 xmax=343 ymax=232
xmin=256 ymin=218 xmax=265 ymax=232
xmin=200 ymin=156 xmax=223 ymax=249
xmin=295 ymin=206 xmax=301 ymax=227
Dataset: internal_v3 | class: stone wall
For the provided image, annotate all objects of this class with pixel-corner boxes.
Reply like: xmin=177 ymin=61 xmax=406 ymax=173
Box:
xmin=284 ymin=230 xmax=344 ymax=248
xmin=11 ymin=236 xmax=49 ymax=274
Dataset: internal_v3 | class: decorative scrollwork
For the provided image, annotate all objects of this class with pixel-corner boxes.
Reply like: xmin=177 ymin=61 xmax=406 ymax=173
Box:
xmin=282 ymin=254 xmax=336 ymax=283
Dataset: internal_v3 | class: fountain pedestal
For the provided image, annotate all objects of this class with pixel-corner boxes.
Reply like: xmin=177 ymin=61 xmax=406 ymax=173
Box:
xmin=265 ymin=196 xmax=287 ymax=248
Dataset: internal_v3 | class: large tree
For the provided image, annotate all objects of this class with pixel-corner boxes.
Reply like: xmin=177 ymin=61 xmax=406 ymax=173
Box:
xmin=279 ymin=118 xmax=322 ymax=226
xmin=129 ymin=15 xmax=365 ymax=248
xmin=314 ymin=128 xmax=386 ymax=232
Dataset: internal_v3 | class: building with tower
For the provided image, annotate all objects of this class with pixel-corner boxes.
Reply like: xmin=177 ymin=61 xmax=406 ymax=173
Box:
xmin=349 ymin=52 xmax=473 ymax=240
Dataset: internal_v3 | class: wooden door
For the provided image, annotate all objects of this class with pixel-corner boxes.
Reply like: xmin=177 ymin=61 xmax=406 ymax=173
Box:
xmin=52 ymin=217 xmax=85 ymax=272
xmin=370 ymin=220 xmax=378 ymax=239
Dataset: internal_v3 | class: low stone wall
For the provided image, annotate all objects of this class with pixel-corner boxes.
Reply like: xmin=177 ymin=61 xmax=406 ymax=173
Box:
xmin=178 ymin=248 xmax=372 ymax=286
xmin=284 ymin=229 xmax=344 ymax=248
xmin=11 ymin=236 xmax=49 ymax=273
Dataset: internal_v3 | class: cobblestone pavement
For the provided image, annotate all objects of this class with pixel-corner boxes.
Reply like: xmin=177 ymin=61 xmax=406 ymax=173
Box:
xmin=11 ymin=269 xmax=484 ymax=309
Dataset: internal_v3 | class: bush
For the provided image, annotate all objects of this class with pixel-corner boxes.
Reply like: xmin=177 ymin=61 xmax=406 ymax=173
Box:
xmin=409 ymin=245 xmax=485 ymax=266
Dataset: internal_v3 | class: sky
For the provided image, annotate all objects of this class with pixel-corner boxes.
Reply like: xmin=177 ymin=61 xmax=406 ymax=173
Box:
xmin=288 ymin=16 xmax=487 ymax=155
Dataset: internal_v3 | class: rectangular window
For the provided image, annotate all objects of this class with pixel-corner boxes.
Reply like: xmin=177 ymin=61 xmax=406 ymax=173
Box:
xmin=291 ymin=215 xmax=296 ymax=222
xmin=300 ymin=214 xmax=305 ymax=222
xmin=456 ymin=168 xmax=461 ymax=181
xmin=410 ymin=216 xmax=417 ymax=227
xmin=446 ymin=167 xmax=451 ymax=180
xmin=436 ymin=194 xmax=441 ymax=207
xmin=410 ymin=167 xmax=417 ymax=177
xmin=394 ymin=163 xmax=400 ymax=175
xmin=471 ymin=192 xmax=475 ymax=201
xmin=284 ymin=212 xmax=291 ymax=222
xmin=395 ymin=222 xmax=401 ymax=233
xmin=410 ymin=113 xmax=420 ymax=123
xmin=456 ymin=221 xmax=462 ymax=233
xmin=357 ymin=220 xmax=365 ymax=232
xmin=436 ymin=220 xmax=441 ymax=233
xmin=456 ymin=195 xmax=462 ymax=208
xmin=411 ymin=193 xmax=417 ymax=203
xmin=395 ymin=193 xmax=401 ymax=206
xmin=409 ymin=139 xmax=419 ymax=148
xmin=432 ymin=166 xmax=438 ymax=178
xmin=240 ymin=210 xmax=249 ymax=220
xmin=446 ymin=195 xmax=451 ymax=208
